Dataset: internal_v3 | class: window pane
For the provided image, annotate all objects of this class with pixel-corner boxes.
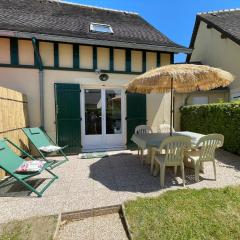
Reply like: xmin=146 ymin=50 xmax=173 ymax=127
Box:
xmin=106 ymin=90 xmax=122 ymax=134
xmin=85 ymin=89 xmax=102 ymax=135
xmin=192 ymin=96 xmax=208 ymax=105
xmin=90 ymin=23 xmax=113 ymax=33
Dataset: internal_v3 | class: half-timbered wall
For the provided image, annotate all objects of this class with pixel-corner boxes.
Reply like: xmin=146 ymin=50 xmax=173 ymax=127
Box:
xmin=0 ymin=37 xmax=170 ymax=74
xmin=0 ymin=37 xmax=173 ymax=139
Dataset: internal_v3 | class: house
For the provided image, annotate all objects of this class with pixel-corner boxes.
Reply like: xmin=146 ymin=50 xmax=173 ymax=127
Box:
xmin=0 ymin=0 xmax=190 ymax=153
xmin=173 ymin=9 xmax=240 ymax=130
xmin=187 ymin=9 xmax=240 ymax=102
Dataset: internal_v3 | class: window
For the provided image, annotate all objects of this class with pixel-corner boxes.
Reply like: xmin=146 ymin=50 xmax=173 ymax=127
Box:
xmin=231 ymin=92 xmax=240 ymax=101
xmin=192 ymin=96 xmax=208 ymax=105
xmin=90 ymin=23 xmax=113 ymax=33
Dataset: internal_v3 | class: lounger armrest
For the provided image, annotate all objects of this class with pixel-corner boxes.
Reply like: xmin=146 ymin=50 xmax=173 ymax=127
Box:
xmin=60 ymin=145 xmax=68 ymax=150
xmin=39 ymin=145 xmax=68 ymax=153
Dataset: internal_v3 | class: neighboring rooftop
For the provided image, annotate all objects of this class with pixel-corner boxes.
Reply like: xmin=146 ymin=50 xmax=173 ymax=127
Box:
xmin=199 ymin=9 xmax=240 ymax=42
xmin=188 ymin=9 xmax=240 ymax=60
xmin=0 ymin=0 xmax=190 ymax=53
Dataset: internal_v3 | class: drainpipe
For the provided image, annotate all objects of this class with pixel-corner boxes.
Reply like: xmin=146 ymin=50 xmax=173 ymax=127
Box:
xmin=32 ymin=37 xmax=44 ymax=129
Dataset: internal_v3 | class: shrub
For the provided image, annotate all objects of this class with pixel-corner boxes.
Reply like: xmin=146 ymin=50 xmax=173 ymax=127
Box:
xmin=180 ymin=102 xmax=240 ymax=154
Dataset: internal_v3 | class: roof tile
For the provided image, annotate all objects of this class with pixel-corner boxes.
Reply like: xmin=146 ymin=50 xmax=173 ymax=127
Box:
xmin=0 ymin=0 xmax=188 ymax=51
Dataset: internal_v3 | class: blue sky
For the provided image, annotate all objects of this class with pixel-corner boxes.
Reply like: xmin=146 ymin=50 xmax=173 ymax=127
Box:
xmin=71 ymin=0 xmax=239 ymax=62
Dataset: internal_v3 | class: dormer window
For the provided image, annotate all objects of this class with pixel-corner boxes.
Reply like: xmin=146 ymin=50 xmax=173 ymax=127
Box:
xmin=90 ymin=23 xmax=113 ymax=33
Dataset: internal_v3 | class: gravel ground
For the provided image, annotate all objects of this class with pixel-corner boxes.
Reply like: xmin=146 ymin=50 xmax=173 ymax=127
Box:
xmin=0 ymin=149 xmax=240 ymax=225
xmin=58 ymin=213 xmax=128 ymax=240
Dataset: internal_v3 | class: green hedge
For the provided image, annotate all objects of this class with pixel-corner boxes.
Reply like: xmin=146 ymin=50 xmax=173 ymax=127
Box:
xmin=180 ymin=102 xmax=240 ymax=154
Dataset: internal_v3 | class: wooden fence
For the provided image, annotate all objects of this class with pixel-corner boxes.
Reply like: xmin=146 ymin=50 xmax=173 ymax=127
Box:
xmin=0 ymin=87 xmax=29 ymax=179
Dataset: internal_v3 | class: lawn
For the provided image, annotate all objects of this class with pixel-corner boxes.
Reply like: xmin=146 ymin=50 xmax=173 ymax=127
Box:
xmin=124 ymin=187 xmax=240 ymax=240
xmin=0 ymin=216 xmax=57 ymax=240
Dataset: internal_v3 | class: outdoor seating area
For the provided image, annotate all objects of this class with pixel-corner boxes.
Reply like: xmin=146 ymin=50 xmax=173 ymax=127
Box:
xmin=0 ymin=125 xmax=225 ymax=200
xmin=132 ymin=125 xmax=224 ymax=187
xmin=0 ymin=128 xmax=71 ymax=198
xmin=0 ymin=147 xmax=240 ymax=225
xmin=1 ymin=1 xmax=240 ymax=238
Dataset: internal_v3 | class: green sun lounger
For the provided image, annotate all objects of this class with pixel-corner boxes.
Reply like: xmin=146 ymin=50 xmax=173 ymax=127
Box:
xmin=0 ymin=138 xmax=58 ymax=197
xmin=22 ymin=127 xmax=69 ymax=169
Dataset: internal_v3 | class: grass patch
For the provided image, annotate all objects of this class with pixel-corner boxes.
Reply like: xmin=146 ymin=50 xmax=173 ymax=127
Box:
xmin=124 ymin=187 xmax=240 ymax=240
xmin=0 ymin=215 xmax=57 ymax=240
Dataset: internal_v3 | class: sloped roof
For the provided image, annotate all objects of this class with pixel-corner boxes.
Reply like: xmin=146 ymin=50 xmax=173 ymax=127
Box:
xmin=0 ymin=0 xmax=191 ymax=53
xmin=188 ymin=9 xmax=240 ymax=60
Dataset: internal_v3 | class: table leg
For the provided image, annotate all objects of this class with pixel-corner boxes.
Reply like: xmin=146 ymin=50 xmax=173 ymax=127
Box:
xmin=153 ymin=164 xmax=159 ymax=177
xmin=200 ymin=162 xmax=204 ymax=173
xmin=146 ymin=148 xmax=151 ymax=165
xmin=150 ymin=148 xmax=154 ymax=174
xmin=140 ymin=149 xmax=144 ymax=165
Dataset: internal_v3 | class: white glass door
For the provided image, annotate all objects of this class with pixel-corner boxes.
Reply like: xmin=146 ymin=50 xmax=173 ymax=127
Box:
xmin=82 ymin=88 xmax=125 ymax=151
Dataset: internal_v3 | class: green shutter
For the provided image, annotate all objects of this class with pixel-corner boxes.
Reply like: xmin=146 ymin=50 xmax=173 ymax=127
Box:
xmin=126 ymin=92 xmax=146 ymax=147
xmin=55 ymin=83 xmax=81 ymax=154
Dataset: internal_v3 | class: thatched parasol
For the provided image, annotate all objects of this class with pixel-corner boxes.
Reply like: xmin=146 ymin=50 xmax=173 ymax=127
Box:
xmin=127 ymin=64 xmax=234 ymax=135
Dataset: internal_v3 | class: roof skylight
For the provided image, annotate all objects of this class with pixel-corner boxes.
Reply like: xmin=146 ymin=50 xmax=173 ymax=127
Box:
xmin=90 ymin=23 xmax=113 ymax=33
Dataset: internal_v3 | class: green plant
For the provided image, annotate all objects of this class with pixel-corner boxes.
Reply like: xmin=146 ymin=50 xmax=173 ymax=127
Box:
xmin=217 ymin=98 xmax=224 ymax=103
xmin=180 ymin=102 xmax=240 ymax=154
xmin=124 ymin=187 xmax=240 ymax=240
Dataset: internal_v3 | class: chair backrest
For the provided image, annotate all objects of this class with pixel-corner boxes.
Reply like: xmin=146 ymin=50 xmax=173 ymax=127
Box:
xmin=22 ymin=127 xmax=52 ymax=148
xmin=158 ymin=123 xmax=175 ymax=133
xmin=196 ymin=134 xmax=224 ymax=162
xmin=135 ymin=125 xmax=153 ymax=135
xmin=0 ymin=139 xmax=24 ymax=173
xmin=158 ymin=136 xmax=191 ymax=164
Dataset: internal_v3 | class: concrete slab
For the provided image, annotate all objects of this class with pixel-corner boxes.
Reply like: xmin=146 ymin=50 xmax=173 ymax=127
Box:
xmin=58 ymin=213 xmax=128 ymax=240
xmin=0 ymin=149 xmax=240 ymax=225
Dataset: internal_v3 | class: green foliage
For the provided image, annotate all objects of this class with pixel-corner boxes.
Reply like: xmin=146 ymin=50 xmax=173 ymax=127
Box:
xmin=217 ymin=98 xmax=225 ymax=103
xmin=180 ymin=102 xmax=240 ymax=154
xmin=124 ymin=187 xmax=240 ymax=240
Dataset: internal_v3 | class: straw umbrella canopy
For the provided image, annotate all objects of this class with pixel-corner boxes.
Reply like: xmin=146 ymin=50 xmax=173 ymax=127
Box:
xmin=127 ymin=64 xmax=234 ymax=135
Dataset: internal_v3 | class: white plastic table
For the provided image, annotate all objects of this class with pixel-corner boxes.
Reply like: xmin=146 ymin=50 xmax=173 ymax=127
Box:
xmin=131 ymin=131 xmax=205 ymax=150
xmin=131 ymin=131 xmax=205 ymax=175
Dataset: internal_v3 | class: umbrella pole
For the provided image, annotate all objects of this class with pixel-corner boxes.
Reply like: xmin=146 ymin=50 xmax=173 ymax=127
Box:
xmin=170 ymin=77 xmax=173 ymax=136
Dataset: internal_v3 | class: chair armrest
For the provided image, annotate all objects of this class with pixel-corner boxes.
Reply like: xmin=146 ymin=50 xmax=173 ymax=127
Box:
xmin=151 ymin=147 xmax=157 ymax=158
xmin=153 ymin=147 xmax=165 ymax=157
xmin=185 ymin=148 xmax=201 ymax=157
xmin=60 ymin=145 xmax=68 ymax=150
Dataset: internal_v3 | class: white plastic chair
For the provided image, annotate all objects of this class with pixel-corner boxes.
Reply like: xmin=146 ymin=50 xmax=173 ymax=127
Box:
xmin=153 ymin=136 xmax=191 ymax=187
xmin=186 ymin=134 xmax=224 ymax=182
xmin=135 ymin=125 xmax=153 ymax=164
xmin=135 ymin=125 xmax=153 ymax=135
xmin=158 ymin=123 xmax=175 ymax=133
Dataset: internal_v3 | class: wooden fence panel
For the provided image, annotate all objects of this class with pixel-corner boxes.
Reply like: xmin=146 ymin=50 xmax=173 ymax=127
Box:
xmin=0 ymin=87 xmax=29 ymax=179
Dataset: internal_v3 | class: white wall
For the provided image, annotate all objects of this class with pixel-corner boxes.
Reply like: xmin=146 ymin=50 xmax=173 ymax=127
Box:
xmin=0 ymin=67 xmax=172 ymax=142
xmin=43 ymin=70 xmax=171 ymax=140
xmin=174 ymin=91 xmax=228 ymax=131
xmin=0 ymin=36 xmax=173 ymax=143
xmin=190 ymin=21 xmax=240 ymax=98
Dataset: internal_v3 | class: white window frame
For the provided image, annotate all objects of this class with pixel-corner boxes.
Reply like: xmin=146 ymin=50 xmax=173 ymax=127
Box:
xmin=81 ymin=86 xmax=126 ymax=152
xmin=192 ymin=96 xmax=209 ymax=105
xmin=90 ymin=23 xmax=113 ymax=33
xmin=231 ymin=92 xmax=240 ymax=101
